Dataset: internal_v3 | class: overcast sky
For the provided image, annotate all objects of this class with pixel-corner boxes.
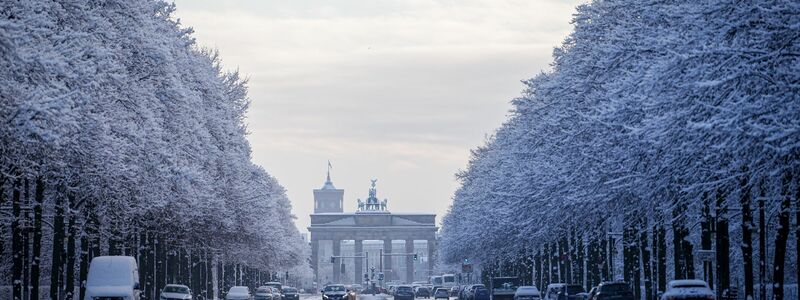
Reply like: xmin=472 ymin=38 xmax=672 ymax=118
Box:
xmin=171 ymin=0 xmax=585 ymax=234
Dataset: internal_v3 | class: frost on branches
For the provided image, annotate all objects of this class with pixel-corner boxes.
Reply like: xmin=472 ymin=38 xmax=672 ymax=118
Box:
xmin=440 ymin=1 xmax=799 ymax=300
xmin=0 ymin=1 xmax=307 ymax=299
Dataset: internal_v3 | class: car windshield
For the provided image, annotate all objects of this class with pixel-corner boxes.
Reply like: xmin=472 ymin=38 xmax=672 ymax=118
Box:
xmin=599 ymin=284 xmax=630 ymax=294
xmin=325 ymin=286 xmax=345 ymax=292
xmin=674 ymin=284 xmax=707 ymax=289
xmin=564 ymin=286 xmax=584 ymax=294
xmin=518 ymin=287 xmax=538 ymax=293
xmin=231 ymin=287 xmax=248 ymax=293
xmin=257 ymin=288 xmax=270 ymax=293
xmin=164 ymin=286 xmax=189 ymax=293
xmin=398 ymin=287 xmax=413 ymax=292
xmin=284 ymin=288 xmax=297 ymax=293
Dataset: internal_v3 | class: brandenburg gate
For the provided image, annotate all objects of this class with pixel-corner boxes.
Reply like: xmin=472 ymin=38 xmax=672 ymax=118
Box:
xmin=308 ymin=171 xmax=437 ymax=286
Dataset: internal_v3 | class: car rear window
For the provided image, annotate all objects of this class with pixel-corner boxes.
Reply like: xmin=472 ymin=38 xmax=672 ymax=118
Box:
xmin=566 ymin=285 xmax=584 ymax=294
xmin=674 ymin=284 xmax=707 ymax=288
xmin=600 ymin=284 xmax=630 ymax=294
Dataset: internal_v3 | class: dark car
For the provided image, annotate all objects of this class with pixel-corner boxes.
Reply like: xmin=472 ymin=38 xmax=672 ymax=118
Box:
xmin=322 ymin=284 xmax=347 ymax=300
xmin=282 ymin=287 xmax=300 ymax=300
xmin=395 ymin=285 xmax=416 ymax=300
xmin=416 ymin=287 xmax=432 ymax=299
xmin=544 ymin=284 xmax=586 ymax=300
xmin=473 ymin=287 xmax=490 ymax=300
xmin=593 ymin=282 xmax=633 ymax=300
xmin=463 ymin=284 xmax=485 ymax=300
xmin=435 ymin=288 xmax=451 ymax=299
xmin=450 ymin=286 xmax=461 ymax=297
xmin=255 ymin=286 xmax=277 ymax=300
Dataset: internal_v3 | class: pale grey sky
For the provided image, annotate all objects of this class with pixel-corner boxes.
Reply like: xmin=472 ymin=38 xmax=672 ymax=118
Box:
xmin=171 ymin=0 xmax=584 ymax=234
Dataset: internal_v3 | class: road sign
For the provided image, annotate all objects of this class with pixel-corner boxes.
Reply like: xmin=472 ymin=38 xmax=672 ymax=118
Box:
xmin=697 ymin=250 xmax=715 ymax=262
xmin=462 ymin=263 xmax=473 ymax=273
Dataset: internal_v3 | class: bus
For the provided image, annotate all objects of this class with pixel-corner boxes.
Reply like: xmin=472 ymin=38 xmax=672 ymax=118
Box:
xmin=442 ymin=274 xmax=456 ymax=288
xmin=429 ymin=276 xmax=443 ymax=286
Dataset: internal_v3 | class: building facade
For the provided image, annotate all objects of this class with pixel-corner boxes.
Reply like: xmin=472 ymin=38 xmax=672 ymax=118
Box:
xmin=308 ymin=171 xmax=437 ymax=286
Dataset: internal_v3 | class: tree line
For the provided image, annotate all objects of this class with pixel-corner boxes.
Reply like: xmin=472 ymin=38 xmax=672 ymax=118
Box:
xmin=440 ymin=1 xmax=799 ymax=300
xmin=0 ymin=1 xmax=308 ymax=299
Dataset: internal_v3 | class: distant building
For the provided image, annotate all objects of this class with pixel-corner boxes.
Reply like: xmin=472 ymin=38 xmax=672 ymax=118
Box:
xmin=308 ymin=166 xmax=437 ymax=286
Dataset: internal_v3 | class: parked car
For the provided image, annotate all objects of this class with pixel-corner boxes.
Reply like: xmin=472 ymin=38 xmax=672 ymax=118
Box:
xmin=458 ymin=285 xmax=471 ymax=300
xmin=416 ymin=286 xmax=432 ymax=298
xmin=450 ymin=286 xmax=461 ymax=297
xmin=544 ymin=284 xmax=585 ymax=300
xmin=256 ymin=286 xmax=277 ymax=300
xmin=272 ymin=287 xmax=285 ymax=300
xmin=283 ymin=287 xmax=300 ymax=300
xmin=586 ymin=287 xmax=597 ymax=300
xmin=514 ymin=286 xmax=541 ymax=300
xmin=660 ymin=280 xmax=715 ymax=300
xmin=265 ymin=282 xmax=283 ymax=293
xmin=395 ymin=285 xmax=416 ymax=300
xmin=322 ymin=284 xmax=348 ymax=300
xmin=592 ymin=282 xmax=634 ymax=300
xmin=472 ymin=287 xmax=490 ymax=300
xmin=83 ymin=256 xmax=141 ymax=300
xmin=161 ymin=284 xmax=193 ymax=300
xmin=462 ymin=284 xmax=486 ymax=300
xmin=435 ymin=288 xmax=451 ymax=299
xmin=226 ymin=286 xmax=252 ymax=300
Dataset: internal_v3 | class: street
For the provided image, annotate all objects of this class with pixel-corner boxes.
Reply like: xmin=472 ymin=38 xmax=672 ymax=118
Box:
xmin=301 ymin=293 xmax=442 ymax=300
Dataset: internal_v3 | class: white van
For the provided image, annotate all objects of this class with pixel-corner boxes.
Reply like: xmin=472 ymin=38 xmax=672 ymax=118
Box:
xmin=84 ymin=256 xmax=141 ymax=300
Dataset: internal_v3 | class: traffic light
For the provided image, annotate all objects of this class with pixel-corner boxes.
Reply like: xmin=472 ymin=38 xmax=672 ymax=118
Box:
xmin=330 ymin=256 xmax=335 ymax=263
xmin=341 ymin=263 xmax=346 ymax=274
xmin=413 ymin=253 xmax=418 ymax=261
xmin=463 ymin=258 xmax=469 ymax=264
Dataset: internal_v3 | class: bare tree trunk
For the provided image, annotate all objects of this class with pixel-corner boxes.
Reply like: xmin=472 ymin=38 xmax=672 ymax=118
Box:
xmin=758 ymin=184 xmax=767 ymax=300
xmin=64 ymin=191 xmax=78 ymax=300
xmin=550 ymin=242 xmax=559 ymax=283
xmin=30 ymin=177 xmax=44 ymax=300
xmin=639 ymin=221 xmax=652 ymax=300
xmin=624 ymin=217 xmax=639 ymax=299
xmin=701 ymin=193 xmax=714 ymax=290
xmin=0 ymin=171 xmax=6 ymax=265
xmin=672 ymin=201 xmax=686 ymax=280
xmin=655 ymin=225 xmax=666 ymax=294
xmin=604 ymin=235 xmax=611 ymax=281
xmin=79 ymin=229 xmax=89 ymax=300
xmin=12 ymin=176 xmax=24 ymax=300
xmin=739 ymin=170 xmax=755 ymax=300
xmin=542 ymin=244 xmax=551 ymax=287
xmin=795 ymin=171 xmax=800 ymax=300
xmin=51 ymin=184 xmax=66 ymax=300
xmin=772 ymin=172 xmax=793 ymax=300
xmin=715 ymin=188 xmax=730 ymax=299
xmin=23 ymin=178 xmax=31 ymax=300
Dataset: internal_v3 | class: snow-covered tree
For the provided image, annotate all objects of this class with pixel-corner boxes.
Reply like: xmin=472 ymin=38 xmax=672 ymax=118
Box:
xmin=440 ymin=1 xmax=800 ymax=299
xmin=0 ymin=1 xmax=308 ymax=299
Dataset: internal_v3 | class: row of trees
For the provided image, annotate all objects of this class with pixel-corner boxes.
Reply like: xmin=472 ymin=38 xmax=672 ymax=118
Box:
xmin=0 ymin=1 xmax=308 ymax=299
xmin=440 ymin=1 xmax=799 ymax=300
